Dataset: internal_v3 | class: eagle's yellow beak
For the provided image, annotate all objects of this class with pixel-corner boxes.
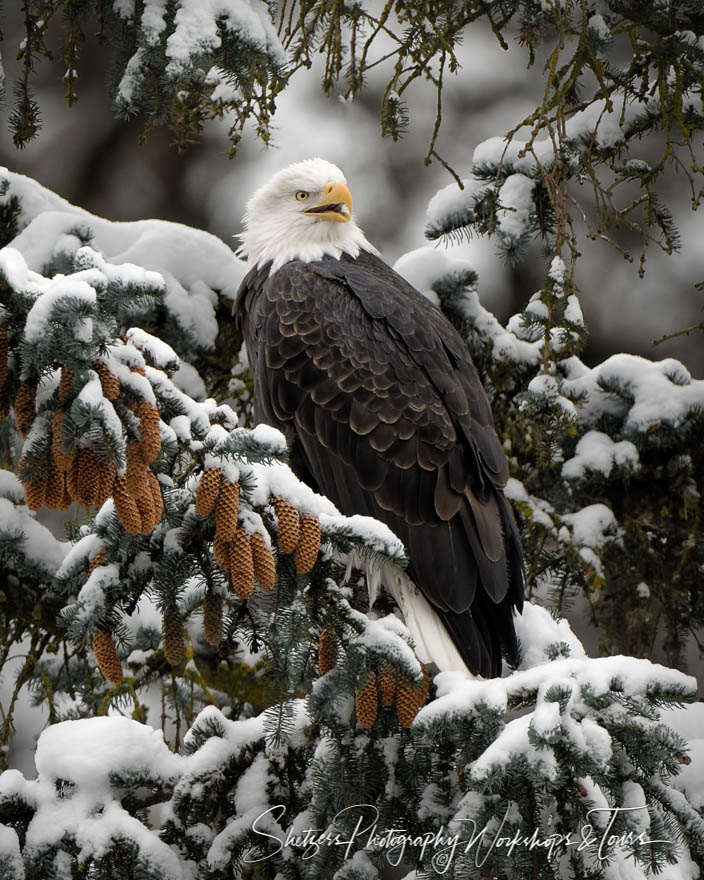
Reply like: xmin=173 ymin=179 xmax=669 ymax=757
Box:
xmin=303 ymin=181 xmax=353 ymax=223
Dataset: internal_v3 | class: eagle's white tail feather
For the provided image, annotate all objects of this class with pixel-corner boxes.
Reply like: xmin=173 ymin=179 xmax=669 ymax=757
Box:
xmin=345 ymin=551 xmax=477 ymax=677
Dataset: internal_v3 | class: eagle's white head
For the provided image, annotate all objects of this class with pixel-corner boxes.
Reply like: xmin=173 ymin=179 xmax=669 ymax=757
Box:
xmin=237 ymin=158 xmax=378 ymax=273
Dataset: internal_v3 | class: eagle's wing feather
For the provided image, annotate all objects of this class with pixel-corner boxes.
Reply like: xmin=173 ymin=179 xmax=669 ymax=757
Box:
xmin=237 ymin=252 xmax=523 ymax=676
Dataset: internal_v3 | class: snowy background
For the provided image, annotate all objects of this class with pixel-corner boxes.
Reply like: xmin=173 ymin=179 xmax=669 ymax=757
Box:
xmin=0 ymin=5 xmax=702 ymax=377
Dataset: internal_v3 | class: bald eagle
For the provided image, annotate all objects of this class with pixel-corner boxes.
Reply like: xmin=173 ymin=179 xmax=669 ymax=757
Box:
xmin=235 ymin=158 xmax=524 ymax=678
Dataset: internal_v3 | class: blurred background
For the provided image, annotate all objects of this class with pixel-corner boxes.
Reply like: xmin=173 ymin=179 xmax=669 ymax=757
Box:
xmin=0 ymin=4 xmax=702 ymax=375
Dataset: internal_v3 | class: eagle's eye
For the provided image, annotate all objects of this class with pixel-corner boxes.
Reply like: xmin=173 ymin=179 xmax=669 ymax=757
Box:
xmin=295 ymin=190 xmax=309 ymax=202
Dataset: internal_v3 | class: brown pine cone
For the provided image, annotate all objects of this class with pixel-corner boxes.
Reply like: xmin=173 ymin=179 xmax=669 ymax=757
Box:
xmin=125 ymin=441 xmax=149 ymax=499
xmin=202 ymin=594 xmax=223 ymax=647
xmin=318 ymin=626 xmax=338 ymax=675
xmin=66 ymin=452 xmax=80 ymax=502
xmin=230 ymin=528 xmax=254 ymax=600
xmin=59 ymin=476 xmax=73 ymax=511
xmin=92 ymin=631 xmax=123 ymax=685
xmin=215 ymin=479 xmax=240 ymax=542
xmin=355 ymin=673 xmax=379 ymax=729
xmin=162 ymin=610 xmax=187 ymax=667
xmin=14 ymin=381 xmax=36 ymax=437
xmin=416 ymin=671 xmax=431 ymax=706
xmin=213 ymin=534 xmax=230 ymax=570
xmin=194 ymin=467 xmax=223 ymax=518
xmin=93 ymin=360 xmax=120 ymax=400
xmin=136 ymin=489 xmax=157 ymax=533
xmin=137 ymin=400 xmax=161 ymax=463
xmin=52 ymin=411 xmax=75 ymax=473
xmin=44 ymin=459 xmax=66 ymax=509
xmin=97 ymin=461 xmax=117 ymax=507
xmin=274 ymin=497 xmax=300 ymax=555
xmin=0 ymin=324 xmax=7 ymax=388
xmin=294 ymin=515 xmax=321 ymax=574
xmin=146 ymin=471 xmax=163 ymax=520
xmin=396 ymin=675 xmax=428 ymax=729
xmin=113 ymin=474 xmax=142 ymax=534
xmin=58 ymin=368 xmax=73 ymax=401
xmin=74 ymin=447 xmax=102 ymax=507
xmin=0 ymin=381 xmax=9 ymax=420
xmin=378 ymin=665 xmax=397 ymax=708
xmin=250 ymin=532 xmax=276 ymax=591
xmin=88 ymin=550 xmax=106 ymax=574
xmin=23 ymin=478 xmax=45 ymax=511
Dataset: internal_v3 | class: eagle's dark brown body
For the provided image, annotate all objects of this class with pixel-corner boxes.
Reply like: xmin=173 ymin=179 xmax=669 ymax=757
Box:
xmin=235 ymin=250 xmax=524 ymax=677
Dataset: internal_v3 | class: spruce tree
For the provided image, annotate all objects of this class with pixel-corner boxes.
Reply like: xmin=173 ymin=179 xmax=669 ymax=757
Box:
xmin=0 ymin=166 xmax=702 ymax=879
xmin=0 ymin=2 xmax=702 ymax=878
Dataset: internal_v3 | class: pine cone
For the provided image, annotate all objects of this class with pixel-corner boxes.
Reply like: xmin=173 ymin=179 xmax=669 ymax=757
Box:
xmin=66 ymin=452 xmax=80 ymax=502
xmin=59 ymin=477 xmax=73 ymax=511
xmin=136 ymin=489 xmax=157 ymax=533
xmin=125 ymin=441 xmax=149 ymax=499
xmin=14 ymin=381 xmax=36 ymax=437
xmin=318 ymin=626 xmax=338 ymax=675
xmin=88 ymin=550 xmax=106 ymax=574
xmin=44 ymin=459 xmax=65 ymax=509
xmin=58 ymin=368 xmax=73 ymax=401
xmin=396 ymin=676 xmax=428 ymax=729
xmin=378 ymin=665 xmax=397 ymax=708
xmin=0 ymin=381 xmax=9 ymax=420
xmin=162 ymin=611 xmax=187 ymax=667
xmin=52 ymin=411 xmax=75 ymax=473
xmin=0 ymin=324 xmax=7 ymax=388
xmin=23 ymin=478 xmax=45 ymax=511
xmin=96 ymin=460 xmax=116 ymax=508
xmin=274 ymin=497 xmax=300 ymax=554
xmin=251 ymin=532 xmax=276 ymax=591
xmin=202 ymin=594 xmax=223 ymax=647
xmin=215 ymin=479 xmax=240 ymax=542
xmin=355 ymin=674 xmax=379 ymax=729
xmin=146 ymin=471 xmax=163 ymax=519
xmin=294 ymin=515 xmax=321 ymax=573
xmin=113 ymin=474 xmax=142 ymax=534
xmin=93 ymin=360 xmax=120 ymax=400
xmin=138 ymin=400 xmax=161 ymax=463
xmin=230 ymin=528 xmax=254 ymax=600
xmin=417 ymin=671 xmax=430 ymax=706
xmin=92 ymin=631 xmax=123 ymax=685
xmin=213 ymin=534 xmax=230 ymax=570
xmin=195 ymin=467 xmax=223 ymax=517
xmin=72 ymin=447 xmax=102 ymax=507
